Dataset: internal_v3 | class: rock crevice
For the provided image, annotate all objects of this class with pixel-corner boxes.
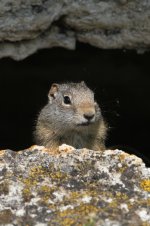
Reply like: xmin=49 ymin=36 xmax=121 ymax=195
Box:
xmin=0 ymin=0 xmax=150 ymax=59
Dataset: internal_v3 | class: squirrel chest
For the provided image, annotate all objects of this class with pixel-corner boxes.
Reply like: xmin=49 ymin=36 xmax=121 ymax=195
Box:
xmin=57 ymin=129 xmax=93 ymax=149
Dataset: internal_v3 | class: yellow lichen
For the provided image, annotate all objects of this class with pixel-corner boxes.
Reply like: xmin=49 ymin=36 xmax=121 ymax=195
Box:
xmin=78 ymin=204 xmax=99 ymax=215
xmin=64 ymin=190 xmax=98 ymax=205
xmin=29 ymin=166 xmax=46 ymax=178
xmin=22 ymin=187 xmax=33 ymax=202
xmin=118 ymin=153 xmax=127 ymax=161
xmin=108 ymin=200 xmax=118 ymax=208
xmin=37 ymin=185 xmax=56 ymax=205
xmin=59 ymin=204 xmax=98 ymax=219
xmin=20 ymin=166 xmax=58 ymax=203
xmin=23 ymin=178 xmax=37 ymax=186
xmin=118 ymin=166 xmax=127 ymax=173
xmin=140 ymin=179 xmax=150 ymax=192
xmin=50 ymin=171 xmax=67 ymax=180
xmin=18 ymin=164 xmax=70 ymax=206
xmin=28 ymin=166 xmax=68 ymax=183
xmin=60 ymin=217 xmax=75 ymax=226
xmin=39 ymin=185 xmax=54 ymax=193
xmin=107 ymin=192 xmax=129 ymax=210
xmin=141 ymin=222 xmax=150 ymax=226
xmin=115 ymin=192 xmax=128 ymax=200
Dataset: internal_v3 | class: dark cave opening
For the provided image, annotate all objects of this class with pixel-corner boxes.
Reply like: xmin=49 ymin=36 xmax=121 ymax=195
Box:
xmin=0 ymin=43 xmax=150 ymax=166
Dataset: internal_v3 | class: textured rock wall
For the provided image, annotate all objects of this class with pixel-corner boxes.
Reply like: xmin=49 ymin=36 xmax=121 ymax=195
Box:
xmin=0 ymin=145 xmax=150 ymax=225
xmin=0 ymin=0 xmax=150 ymax=60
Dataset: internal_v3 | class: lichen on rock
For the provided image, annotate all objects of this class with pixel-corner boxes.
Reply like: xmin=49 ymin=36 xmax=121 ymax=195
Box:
xmin=0 ymin=145 xmax=150 ymax=225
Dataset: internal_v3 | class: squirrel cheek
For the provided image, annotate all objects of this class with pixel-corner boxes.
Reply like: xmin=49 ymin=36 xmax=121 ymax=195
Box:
xmin=96 ymin=109 xmax=102 ymax=121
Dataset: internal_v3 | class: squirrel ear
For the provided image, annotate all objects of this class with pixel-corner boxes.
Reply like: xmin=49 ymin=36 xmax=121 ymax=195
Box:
xmin=48 ymin=83 xmax=59 ymax=102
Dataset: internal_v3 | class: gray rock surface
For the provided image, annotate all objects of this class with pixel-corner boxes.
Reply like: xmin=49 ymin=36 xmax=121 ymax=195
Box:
xmin=0 ymin=144 xmax=150 ymax=225
xmin=0 ymin=0 xmax=150 ymax=59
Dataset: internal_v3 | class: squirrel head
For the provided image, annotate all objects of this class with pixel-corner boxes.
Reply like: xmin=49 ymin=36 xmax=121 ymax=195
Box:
xmin=47 ymin=81 xmax=102 ymax=130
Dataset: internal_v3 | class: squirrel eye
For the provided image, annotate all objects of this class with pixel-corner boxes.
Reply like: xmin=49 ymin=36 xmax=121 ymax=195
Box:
xmin=63 ymin=95 xmax=71 ymax=105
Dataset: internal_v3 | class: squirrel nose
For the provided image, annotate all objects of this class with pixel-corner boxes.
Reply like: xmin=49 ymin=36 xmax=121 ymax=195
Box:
xmin=83 ymin=113 xmax=95 ymax=121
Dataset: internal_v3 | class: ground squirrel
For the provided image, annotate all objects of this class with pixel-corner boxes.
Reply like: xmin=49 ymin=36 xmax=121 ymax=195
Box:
xmin=34 ymin=81 xmax=107 ymax=151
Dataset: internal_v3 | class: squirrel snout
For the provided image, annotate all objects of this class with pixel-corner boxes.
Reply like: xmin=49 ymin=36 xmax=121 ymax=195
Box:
xmin=76 ymin=106 xmax=96 ymax=126
xmin=83 ymin=113 xmax=95 ymax=121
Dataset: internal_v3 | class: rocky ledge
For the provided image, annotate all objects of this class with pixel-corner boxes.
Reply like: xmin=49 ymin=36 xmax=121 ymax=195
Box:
xmin=0 ymin=144 xmax=150 ymax=226
xmin=0 ymin=0 xmax=150 ymax=60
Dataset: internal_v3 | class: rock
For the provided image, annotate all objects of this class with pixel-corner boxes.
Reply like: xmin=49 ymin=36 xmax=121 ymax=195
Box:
xmin=0 ymin=0 xmax=150 ymax=59
xmin=0 ymin=145 xmax=150 ymax=225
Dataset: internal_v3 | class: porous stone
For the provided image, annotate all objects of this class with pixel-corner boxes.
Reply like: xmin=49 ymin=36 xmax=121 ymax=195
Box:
xmin=0 ymin=145 xmax=150 ymax=225
xmin=0 ymin=0 xmax=150 ymax=59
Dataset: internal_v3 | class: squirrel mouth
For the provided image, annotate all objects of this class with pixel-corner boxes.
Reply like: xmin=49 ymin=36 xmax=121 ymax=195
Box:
xmin=77 ymin=121 xmax=91 ymax=126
